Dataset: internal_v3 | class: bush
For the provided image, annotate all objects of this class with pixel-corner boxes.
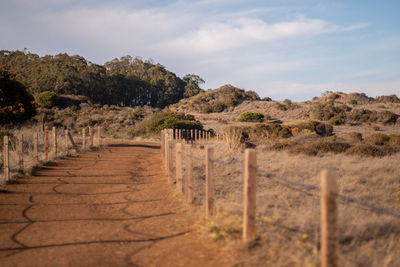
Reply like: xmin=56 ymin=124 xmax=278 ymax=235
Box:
xmin=145 ymin=112 xmax=203 ymax=136
xmin=389 ymin=135 xmax=400 ymax=146
xmin=311 ymin=102 xmax=350 ymax=121
xmin=345 ymin=144 xmax=397 ymax=157
xmin=294 ymin=121 xmax=333 ymax=137
xmin=365 ymin=133 xmax=390 ymax=146
xmin=238 ymin=112 xmax=264 ymax=122
xmin=348 ymin=132 xmax=363 ymax=142
xmin=0 ymin=69 xmax=36 ymax=125
xmin=289 ymin=141 xmax=351 ymax=156
xmin=274 ymin=103 xmax=288 ymax=111
xmin=373 ymin=126 xmax=380 ymax=131
xmin=328 ymin=116 xmax=344 ymax=125
xmin=249 ymin=124 xmax=292 ymax=139
xmin=34 ymin=91 xmax=58 ymax=108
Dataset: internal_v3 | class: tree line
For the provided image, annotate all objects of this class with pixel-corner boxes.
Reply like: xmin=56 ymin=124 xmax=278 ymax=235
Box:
xmin=0 ymin=50 xmax=203 ymax=108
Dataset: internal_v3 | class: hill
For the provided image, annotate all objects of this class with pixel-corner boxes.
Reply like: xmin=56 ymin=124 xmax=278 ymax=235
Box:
xmin=0 ymin=50 xmax=203 ymax=108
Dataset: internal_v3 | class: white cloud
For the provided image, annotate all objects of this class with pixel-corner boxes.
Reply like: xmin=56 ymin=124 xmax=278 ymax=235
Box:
xmin=161 ymin=16 xmax=336 ymax=54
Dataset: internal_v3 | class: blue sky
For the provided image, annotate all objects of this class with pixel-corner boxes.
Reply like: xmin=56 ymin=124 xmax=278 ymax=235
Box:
xmin=1 ymin=0 xmax=399 ymax=100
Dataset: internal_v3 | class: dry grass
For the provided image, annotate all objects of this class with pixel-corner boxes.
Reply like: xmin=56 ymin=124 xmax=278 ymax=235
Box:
xmin=180 ymin=140 xmax=400 ymax=267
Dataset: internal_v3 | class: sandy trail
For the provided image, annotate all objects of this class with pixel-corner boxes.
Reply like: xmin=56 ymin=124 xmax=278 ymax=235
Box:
xmin=0 ymin=142 xmax=232 ymax=266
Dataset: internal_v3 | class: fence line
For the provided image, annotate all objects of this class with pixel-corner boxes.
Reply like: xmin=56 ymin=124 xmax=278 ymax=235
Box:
xmin=1 ymin=126 xmax=103 ymax=183
xmin=161 ymin=128 xmax=400 ymax=267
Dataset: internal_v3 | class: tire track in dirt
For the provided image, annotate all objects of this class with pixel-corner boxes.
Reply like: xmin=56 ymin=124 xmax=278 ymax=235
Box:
xmin=0 ymin=141 xmax=233 ymax=266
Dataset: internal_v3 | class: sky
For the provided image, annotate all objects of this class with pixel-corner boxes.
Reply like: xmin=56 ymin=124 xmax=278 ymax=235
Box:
xmin=1 ymin=0 xmax=400 ymax=101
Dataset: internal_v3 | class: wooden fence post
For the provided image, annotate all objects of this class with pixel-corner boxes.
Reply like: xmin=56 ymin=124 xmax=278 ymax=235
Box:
xmin=97 ymin=125 xmax=101 ymax=146
xmin=82 ymin=129 xmax=86 ymax=149
xmin=52 ymin=126 xmax=57 ymax=156
xmin=164 ymin=133 xmax=169 ymax=171
xmin=67 ymin=131 xmax=80 ymax=153
xmin=44 ymin=126 xmax=49 ymax=161
xmin=161 ymin=130 xmax=165 ymax=162
xmin=167 ymin=138 xmax=174 ymax=183
xmin=33 ymin=133 xmax=38 ymax=163
xmin=206 ymin=146 xmax=215 ymax=217
xmin=243 ymin=149 xmax=257 ymax=242
xmin=18 ymin=134 xmax=24 ymax=172
xmin=175 ymin=143 xmax=183 ymax=193
xmin=321 ymin=170 xmax=338 ymax=267
xmin=3 ymin=136 xmax=9 ymax=181
xmin=89 ymin=126 xmax=94 ymax=147
xmin=185 ymin=144 xmax=193 ymax=204
xmin=65 ymin=130 xmax=69 ymax=155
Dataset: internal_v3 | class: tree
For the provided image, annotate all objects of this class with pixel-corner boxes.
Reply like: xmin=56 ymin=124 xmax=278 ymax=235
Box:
xmin=0 ymin=69 xmax=36 ymax=125
xmin=183 ymin=74 xmax=204 ymax=98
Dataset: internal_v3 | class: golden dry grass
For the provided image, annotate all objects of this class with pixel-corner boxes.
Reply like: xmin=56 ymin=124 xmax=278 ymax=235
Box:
xmin=180 ymin=140 xmax=400 ymax=267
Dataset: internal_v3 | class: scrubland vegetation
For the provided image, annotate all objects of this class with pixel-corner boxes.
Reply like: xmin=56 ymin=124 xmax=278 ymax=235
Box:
xmin=1 ymin=50 xmax=400 ymax=266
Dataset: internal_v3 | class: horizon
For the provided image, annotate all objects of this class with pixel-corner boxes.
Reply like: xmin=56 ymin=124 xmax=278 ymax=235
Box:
xmin=1 ymin=0 xmax=399 ymax=101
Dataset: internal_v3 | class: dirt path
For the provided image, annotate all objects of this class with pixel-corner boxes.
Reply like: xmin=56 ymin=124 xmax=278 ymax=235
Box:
xmin=0 ymin=142 xmax=233 ymax=266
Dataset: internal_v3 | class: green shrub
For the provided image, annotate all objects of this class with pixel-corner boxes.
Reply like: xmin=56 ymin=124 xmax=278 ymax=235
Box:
xmin=249 ymin=124 xmax=292 ymax=139
xmin=145 ymin=112 xmax=203 ymax=136
xmin=311 ymin=102 xmax=350 ymax=121
xmin=328 ymin=116 xmax=344 ymax=125
xmin=294 ymin=121 xmax=333 ymax=137
xmin=365 ymin=133 xmax=390 ymax=145
xmin=373 ymin=126 xmax=380 ymax=131
xmin=238 ymin=112 xmax=264 ymax=122
xmin=34 ymin=91 xmax=58 ymax=108
xmin=289 ymin=141 xmax=351 ymax=156
xmin=345 ymin=144 xmax=397 ymax=157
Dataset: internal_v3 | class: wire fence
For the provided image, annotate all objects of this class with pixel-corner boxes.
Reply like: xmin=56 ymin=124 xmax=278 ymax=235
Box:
xmin=190 ymin=149 xmax=400 ymax=220
xmin=1 ymin=126 xmax=103 ymax=183
xmin=162 ymin=128 xmax=400 ymax=265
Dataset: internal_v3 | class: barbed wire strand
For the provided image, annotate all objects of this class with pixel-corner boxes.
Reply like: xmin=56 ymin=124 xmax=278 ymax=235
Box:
xmin=179 ymin=148 xmax=400 ymax=220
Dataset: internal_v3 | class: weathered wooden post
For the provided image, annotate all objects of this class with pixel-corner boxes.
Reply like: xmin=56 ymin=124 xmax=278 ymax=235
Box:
xmin=89 ymin=126 xmax=94 ymax=147
xmin=67 ymin=130 xmax=80 ymax=153
xmin=164 ymin=133 xmax=169 ymax=170
xmin=206 ymin=146 xmax=215 ymax=217
xmin=82 ymin=128 xmax=86 ymax=149
xmin=321 ymin=169 xmax=338 ymax=267
xmin=44 ymin=126 xmax=49 ymax=161
xmin=161 ymin=129 xmax=165 ymax=162
xmin=175 ymin=143 xmax=183 ymax=193
xmin=65 ymin=129 xmax=69 ymax=155
xmin=167 ymin=138 xmax=174 ymax=182
xmin=18 ymin=134 xmax=24 ymax=172
xmin=185 ymin=144 xmax=193 ymax=204
xmin=3 ymin=136 xmax=9 ymax=181
xmin=52 ymin=126 xmax=57 ymax=156
xmin=97 ymin=125 xmax=102 ymax=146
xmin=243 ymin=149 xmax=257 ymax=242
xmin=33 ymin=133 xmax=38 ymax=163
